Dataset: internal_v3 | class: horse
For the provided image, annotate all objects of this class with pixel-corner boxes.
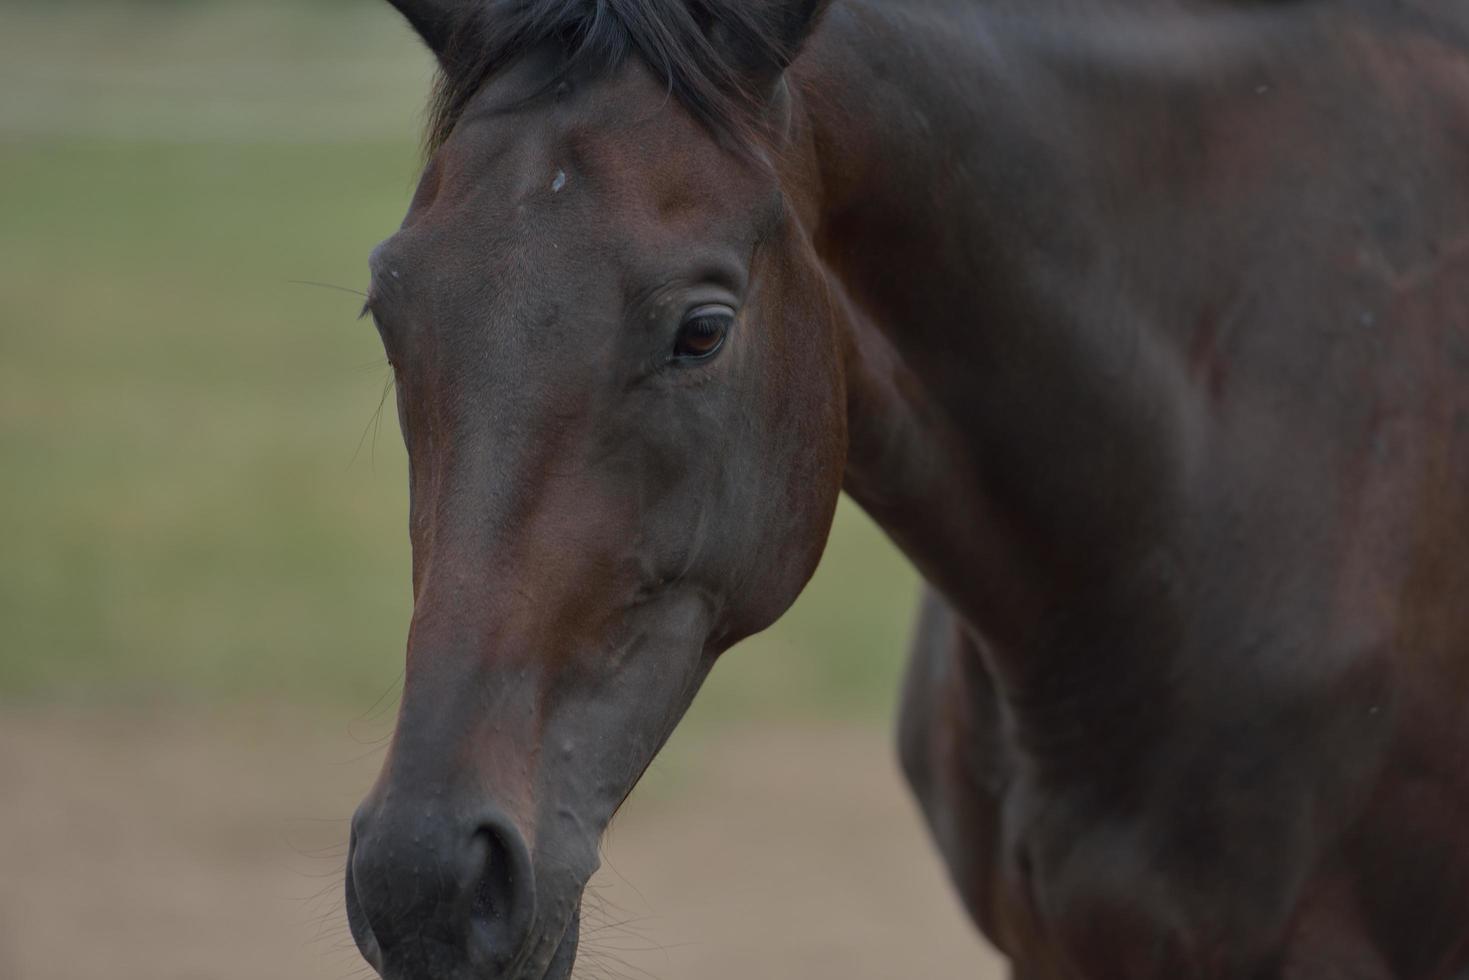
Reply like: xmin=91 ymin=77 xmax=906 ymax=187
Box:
xmin=342 ymin=1 xmax=1469 ymax=977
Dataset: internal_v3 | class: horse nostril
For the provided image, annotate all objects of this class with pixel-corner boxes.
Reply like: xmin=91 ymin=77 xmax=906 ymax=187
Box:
xmin=469 ymin=827 xmax=510 ymax=922
xmin=466 ymin=819 xmax=537 ymax=972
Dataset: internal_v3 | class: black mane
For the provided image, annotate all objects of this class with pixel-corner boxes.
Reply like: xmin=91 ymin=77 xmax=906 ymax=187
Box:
xmin=426 ymin=0 xmax=803 ymax=152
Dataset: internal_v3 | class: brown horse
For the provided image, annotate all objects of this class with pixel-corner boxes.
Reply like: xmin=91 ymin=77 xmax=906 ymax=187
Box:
xmin=343 ymin=1 xmax=1469 ymax=977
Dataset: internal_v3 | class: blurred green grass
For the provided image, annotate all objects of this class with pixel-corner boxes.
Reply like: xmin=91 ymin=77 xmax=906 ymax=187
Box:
xmin=0 ymin=2 xmax=919 ymax=722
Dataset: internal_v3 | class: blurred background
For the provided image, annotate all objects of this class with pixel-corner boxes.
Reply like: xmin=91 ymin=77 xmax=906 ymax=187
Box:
xmin=0 ymin=2 xmax=1002 ymax=978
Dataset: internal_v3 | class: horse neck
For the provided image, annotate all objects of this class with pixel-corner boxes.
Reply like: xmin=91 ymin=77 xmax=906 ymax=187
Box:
xmin=789 ymin=1 xmax=1214 ymax=706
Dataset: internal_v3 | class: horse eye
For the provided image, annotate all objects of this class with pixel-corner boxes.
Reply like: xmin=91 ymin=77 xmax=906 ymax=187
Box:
xmin=673 ymin=305 xmax=734 ymax=361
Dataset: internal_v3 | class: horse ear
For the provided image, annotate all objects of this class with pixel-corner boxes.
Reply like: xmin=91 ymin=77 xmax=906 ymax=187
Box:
xmin=713 ymin=0 xmax=833 ymax=97
xmin=385 ymin=0 xmax=470 ymax=59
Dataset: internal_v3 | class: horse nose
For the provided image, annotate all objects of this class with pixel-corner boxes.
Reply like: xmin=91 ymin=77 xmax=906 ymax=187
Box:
xmin=346 ymin=803 xmax=537 ymax=977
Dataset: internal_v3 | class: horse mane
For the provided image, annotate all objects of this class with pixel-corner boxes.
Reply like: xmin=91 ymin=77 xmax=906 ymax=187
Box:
xmin=426 ymin=0 xmax=802 ymax=153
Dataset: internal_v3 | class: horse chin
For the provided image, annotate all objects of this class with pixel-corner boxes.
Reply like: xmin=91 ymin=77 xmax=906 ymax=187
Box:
xmin=538 ymin=905 xmax=580 ymax=980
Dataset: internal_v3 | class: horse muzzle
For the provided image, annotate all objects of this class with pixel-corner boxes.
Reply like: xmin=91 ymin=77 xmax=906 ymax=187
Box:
xmin=345 ymin=800 xmax=582 ymax=980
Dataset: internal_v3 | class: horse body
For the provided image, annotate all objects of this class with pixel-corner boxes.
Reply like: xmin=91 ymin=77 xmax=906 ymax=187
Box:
xmin=346 ymin=1 xmax=1469 ymax=977
xmin=823 ymin=2 xmax=1469 ymax=975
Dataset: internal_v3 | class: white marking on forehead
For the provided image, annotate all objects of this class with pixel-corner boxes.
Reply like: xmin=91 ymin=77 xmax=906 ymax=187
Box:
xmin=551 ymin=168 xmax=568 ymax=193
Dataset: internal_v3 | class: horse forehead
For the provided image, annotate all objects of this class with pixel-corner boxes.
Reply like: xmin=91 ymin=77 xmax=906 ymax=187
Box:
xmin=520 ymin=63 xmax=763 ymax=223
xmin=580 ymin=123 xmax=755 ymax=226
xmin=425 ymin=111 xmax=739 ymax=240
xmin=399 ymin=66 xmax=766 ymax=289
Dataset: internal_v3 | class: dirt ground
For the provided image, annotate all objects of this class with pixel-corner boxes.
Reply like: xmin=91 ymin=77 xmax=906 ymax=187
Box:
xmin=0 ymin=708 xmax=1006 ymax=980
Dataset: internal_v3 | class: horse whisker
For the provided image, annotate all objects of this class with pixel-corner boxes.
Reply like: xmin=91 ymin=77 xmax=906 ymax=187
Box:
xmin=288 ymin=278 xmax=369 ymax=300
